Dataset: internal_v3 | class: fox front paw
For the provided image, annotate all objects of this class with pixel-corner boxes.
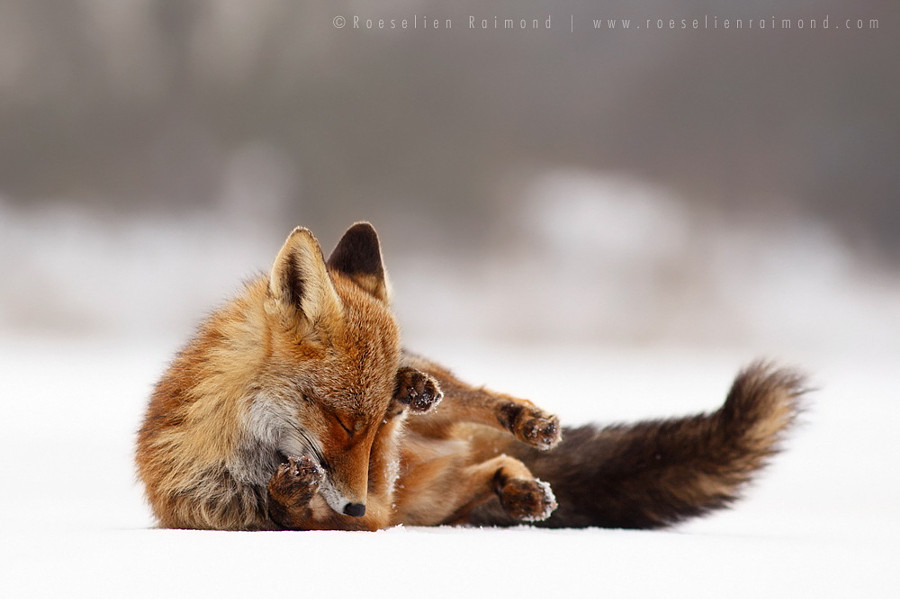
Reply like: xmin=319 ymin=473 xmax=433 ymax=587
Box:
xmin=393 ymin=367 xmax=443 ymax=413
xmin=498 ymin=402 xmax=561 ymax=450
xmin=267 ymin=455 xmax=323 ymax=508
xmin=498 ymin=478 xmax=558 ymax=522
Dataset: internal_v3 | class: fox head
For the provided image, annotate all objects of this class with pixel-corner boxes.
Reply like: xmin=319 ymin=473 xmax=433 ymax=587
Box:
xmin=249 ymin=223 xmax=400 ymax=518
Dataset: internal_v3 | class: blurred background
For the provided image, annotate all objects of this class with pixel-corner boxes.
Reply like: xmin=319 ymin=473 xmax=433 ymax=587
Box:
xmin=1 ymin=0 xmax=898 ymax=358
xmin=2 ymin=3 xmax=900 ymax=571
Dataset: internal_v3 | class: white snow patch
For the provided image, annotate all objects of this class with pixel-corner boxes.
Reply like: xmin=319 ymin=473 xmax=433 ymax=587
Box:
xmin=1 ymin=337 xmax=897 ymax=598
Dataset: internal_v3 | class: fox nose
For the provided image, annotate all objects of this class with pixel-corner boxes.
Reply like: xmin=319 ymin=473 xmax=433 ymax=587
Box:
xmin=343 ymin=502 xmax=366 ymax=518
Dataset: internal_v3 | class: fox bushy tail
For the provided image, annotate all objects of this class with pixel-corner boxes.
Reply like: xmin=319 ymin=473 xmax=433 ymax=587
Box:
xmin=472 ymin=362 xmax=807 ymax=529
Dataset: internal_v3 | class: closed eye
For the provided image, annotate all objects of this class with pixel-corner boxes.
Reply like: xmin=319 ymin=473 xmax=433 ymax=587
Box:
xmin=334 ymin=414 xmax=353 ymax=438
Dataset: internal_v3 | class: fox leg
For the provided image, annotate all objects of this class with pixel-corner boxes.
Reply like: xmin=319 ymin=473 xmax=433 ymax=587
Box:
xmin=372 ymin=366 xmax=443 ymax=491
xmin=443 ymin=454 xmax=557 ymax=524
xmin=371 ymin=367 xmax=443 ymax=489
xmin=359 ymin=367 xmax=445 ymax=524
xmin=266 ymin=455 xmax=324 ymax=529
xmin=402 ymin=353 xmax=561 ymax=450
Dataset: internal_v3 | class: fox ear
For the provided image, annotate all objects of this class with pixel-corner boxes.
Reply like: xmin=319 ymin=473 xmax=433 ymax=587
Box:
xmin=269 ymin=227 xmax=342 ymax=324
xmin=327 ymin=222 xmax=390 ymax=302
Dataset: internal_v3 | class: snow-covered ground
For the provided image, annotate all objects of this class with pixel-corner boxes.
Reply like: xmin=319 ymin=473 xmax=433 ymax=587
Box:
xmin=1 ymin=336 xmax=897 ymax=598
xmin=2 ymin=180 xmax=898 ymax=596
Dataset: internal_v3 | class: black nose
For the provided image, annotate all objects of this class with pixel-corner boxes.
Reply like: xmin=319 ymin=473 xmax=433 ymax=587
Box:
xmin=343 ymin=502 xmax=366 ymax=518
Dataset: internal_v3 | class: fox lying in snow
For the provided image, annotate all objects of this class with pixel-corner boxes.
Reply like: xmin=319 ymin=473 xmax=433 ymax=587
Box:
xmin=135 ymin=223 xmax=805 ymax=530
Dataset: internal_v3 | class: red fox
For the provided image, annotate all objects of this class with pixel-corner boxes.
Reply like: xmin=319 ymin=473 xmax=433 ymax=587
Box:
xmin=136 ymin=223 xmax=806 ymax=530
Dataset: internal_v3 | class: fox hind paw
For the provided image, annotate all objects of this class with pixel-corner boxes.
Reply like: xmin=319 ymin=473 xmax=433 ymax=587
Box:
xmin=499 ymin=403 xmax=561 ymax=450
xmin=394 ymin=367 xmax=443 ymax=413
xmin=499 ymin=478 xmax=558 ymax=522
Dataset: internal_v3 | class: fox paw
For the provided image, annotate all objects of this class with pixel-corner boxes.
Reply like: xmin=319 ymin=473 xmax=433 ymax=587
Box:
xmin=393 ymin=367 xmax=443 ymax=413
xmin=267 ymin=456 xmax=323 ymax=507
xmin=498 ymin=402 xmax=561 ymax=450
xmin=498 ymin=478 xmax=558 ymax=522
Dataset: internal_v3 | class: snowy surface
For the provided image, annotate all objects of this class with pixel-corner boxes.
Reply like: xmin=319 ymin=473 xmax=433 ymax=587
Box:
xmin=1 ymin=336 xmax=897 ymax=598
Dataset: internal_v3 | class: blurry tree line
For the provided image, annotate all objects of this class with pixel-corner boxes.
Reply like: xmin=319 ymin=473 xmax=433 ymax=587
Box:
xmin=1 ymin=0 xmax=897 ymax=262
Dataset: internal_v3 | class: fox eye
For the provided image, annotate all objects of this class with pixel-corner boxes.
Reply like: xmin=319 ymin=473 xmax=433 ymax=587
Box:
xmin=334 ymin=415 xmax=353 ymax=438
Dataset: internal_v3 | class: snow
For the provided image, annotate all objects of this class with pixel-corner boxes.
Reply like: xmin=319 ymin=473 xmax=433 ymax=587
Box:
xmin=1 ymin=336 xmax=897 ymax=598
xmin=2 ymin=177 xmax=898 ymax=596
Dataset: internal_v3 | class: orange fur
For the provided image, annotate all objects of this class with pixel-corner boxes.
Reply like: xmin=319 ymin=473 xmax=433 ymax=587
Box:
xmin=136 ymin=223 xmax=805 ymax=531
